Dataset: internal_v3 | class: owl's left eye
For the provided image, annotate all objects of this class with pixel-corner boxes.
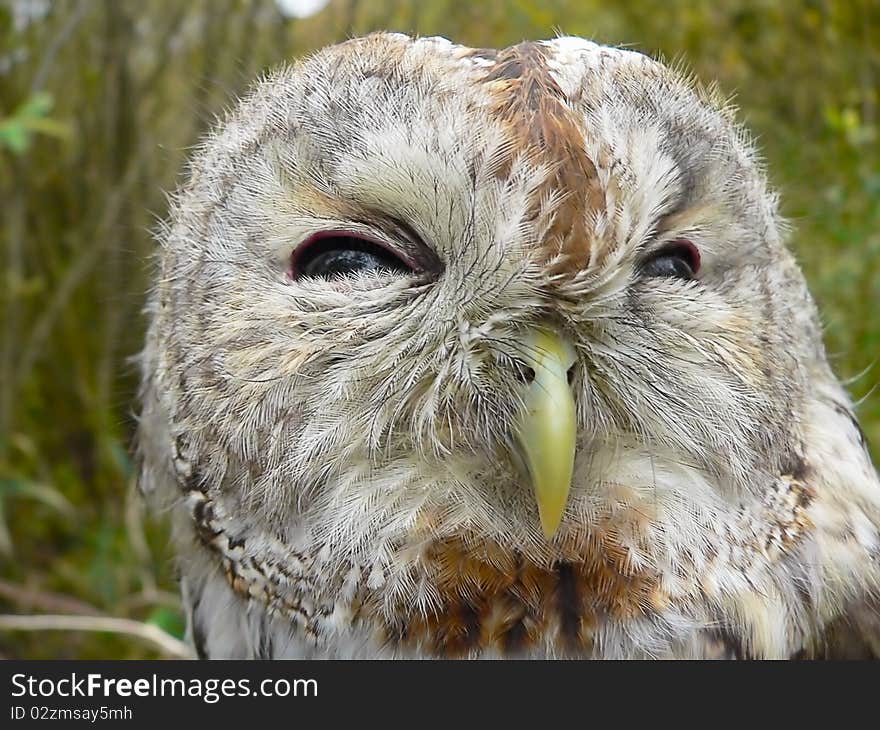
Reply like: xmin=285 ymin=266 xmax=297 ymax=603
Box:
xmin=640 ymin=239 xmax=701 ymax=280
xmin=290 ymin=232 xmax=413 ymax=279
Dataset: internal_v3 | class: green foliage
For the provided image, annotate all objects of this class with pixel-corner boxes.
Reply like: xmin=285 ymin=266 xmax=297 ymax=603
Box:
xmin=0 ymin=0 xmax=878 ymax=658
xmin=0 ymin=92 xmax=69 ymax=155
xmin=0 ymin=473 xmax=75 ymax=555
xmin=145 ymin=607 xmax=186 ymax=640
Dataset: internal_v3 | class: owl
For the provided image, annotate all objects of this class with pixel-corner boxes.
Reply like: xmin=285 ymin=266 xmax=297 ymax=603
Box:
xmin=138 ymin=32 xmax=880 ymax=659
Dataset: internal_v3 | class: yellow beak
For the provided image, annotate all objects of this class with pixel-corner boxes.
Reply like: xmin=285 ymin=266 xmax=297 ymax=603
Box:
xmin=513 ymin=327 xmax=577 ymax=539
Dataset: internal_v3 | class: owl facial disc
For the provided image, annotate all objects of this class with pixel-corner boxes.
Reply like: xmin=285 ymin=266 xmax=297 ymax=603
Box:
xmin=512 ymin=327 xmax=577 ymax=539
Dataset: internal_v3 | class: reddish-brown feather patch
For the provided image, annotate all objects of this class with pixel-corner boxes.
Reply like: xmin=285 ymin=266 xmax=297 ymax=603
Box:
xmin=480 ymin=42 xmax=604 ymax=272
xmin=382 ymin=534 xmax=660 ymax=657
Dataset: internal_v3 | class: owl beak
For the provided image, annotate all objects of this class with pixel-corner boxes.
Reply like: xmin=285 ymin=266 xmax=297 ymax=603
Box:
xmin=512 ymin=327 xmax=577 ymax=539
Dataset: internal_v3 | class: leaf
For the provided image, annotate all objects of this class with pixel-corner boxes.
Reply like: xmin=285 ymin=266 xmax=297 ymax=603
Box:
xmin=0 ymin=92 xmax=70 ymax=155
xmin=0 ymin=477 xmax=76 ymax=517
xmin=16 ymin=92 xmax=53 ymax=120
xmin=0 ymin=498 xmax=12 ymax=556
xmin=145 ymin=607 xmax=185 ymax=639
xmin=0 ymin=119 xmax=29 ymax=153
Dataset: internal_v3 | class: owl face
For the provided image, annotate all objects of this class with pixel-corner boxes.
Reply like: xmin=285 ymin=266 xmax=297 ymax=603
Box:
xmin=142 ymin=33 xmax=879 ymax=658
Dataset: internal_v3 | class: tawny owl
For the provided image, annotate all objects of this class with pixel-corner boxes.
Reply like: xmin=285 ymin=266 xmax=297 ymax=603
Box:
xmin=138 ymin=32 xmax=880 ymax=659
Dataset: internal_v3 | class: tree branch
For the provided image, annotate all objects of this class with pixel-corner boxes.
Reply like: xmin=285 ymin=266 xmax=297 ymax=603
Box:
xmin=0 ymin=614 xmax=192 ymax=658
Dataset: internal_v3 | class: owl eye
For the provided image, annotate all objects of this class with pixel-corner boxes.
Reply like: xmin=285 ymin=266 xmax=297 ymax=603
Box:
xmin=290 ymin=232 xmax=413 ymax=279
xmin=640 ymin=239 xmax=701 ymax=279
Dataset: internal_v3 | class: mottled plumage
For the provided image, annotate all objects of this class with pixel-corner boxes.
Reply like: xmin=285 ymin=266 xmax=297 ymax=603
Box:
xmin=138 ymin=33 xmax=880 ymax=658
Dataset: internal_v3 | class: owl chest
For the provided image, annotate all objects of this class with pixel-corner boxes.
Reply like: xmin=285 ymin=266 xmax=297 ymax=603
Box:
xmin=214 ymin=551 xmax=753 ymax=659
xmin=214 ymin=537 xmax=675 ymax=658
xmin=186 ymin=492 xmax=800 ymax=658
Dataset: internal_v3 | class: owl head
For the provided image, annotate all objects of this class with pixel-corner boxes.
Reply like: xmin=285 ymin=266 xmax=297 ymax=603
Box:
xmin=139 ymin=33 xmax=880 ymax=658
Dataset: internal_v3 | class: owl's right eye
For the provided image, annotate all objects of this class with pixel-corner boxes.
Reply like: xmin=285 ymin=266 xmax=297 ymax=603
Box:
xmin=290 ymin=232 xmax=413 ymax=280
